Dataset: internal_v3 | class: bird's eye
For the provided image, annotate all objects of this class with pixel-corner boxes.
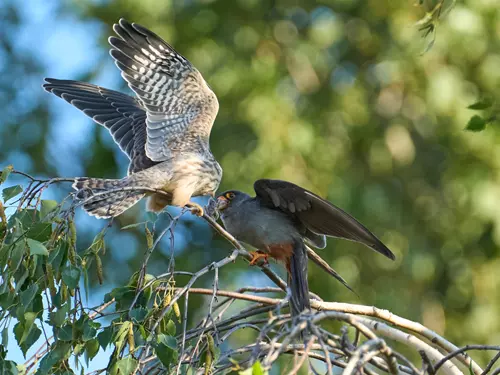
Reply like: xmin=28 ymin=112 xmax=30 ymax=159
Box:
xmin=226 ymin=192 xmax=235 ymax=200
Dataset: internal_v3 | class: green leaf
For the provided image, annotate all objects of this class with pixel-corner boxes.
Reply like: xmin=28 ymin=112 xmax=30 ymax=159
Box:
xmin=62 ymin=265 xmax=80 ymax=289
xmin=8 ymin=210 xmax=39 ymax=230
xmin=113 ymin=322 xmax=132 ymax=354
xmin=85 ymin=338 xmax=99 ymax=363
xmin=73 ymin=342 xmax=85 ymax=356
xmin=129 ymin=307 xmax=148 ymax=323
xmin=26 ymin=239 xmax=48 ymax=257
xmin=155 ymin=343 xmax=176 ymax=369
xmin=49 ymin=303 xmax=69 ymax=327
xmin=465 ymin=115 xmax=487 ymax=132
xmin=14 ymin=269 xmax=29 ymax=294
xmin=48 ymin=241 xmax=68 ymax=272
xmin=138 ymin=325 xmax=147 ymax=340
xmin=0 ymin=165 xmax=13 ymax=185
xmin=13 ymin=313 xmax=41 ymax=356
xmin=20 ymin=284 xmax=39 ymax=313
xmin=105 ymin=286 xmax=135 ymax=310
xmin=82 ymin=319 xmax=100 ymax=341
xmin=166 ymin=320 xmax=176 ymax=336
xmin=121 ymin=222 xmax=147 ymax=230
xmin=10 ymin=241 xmax=25 ymax=273
xmin=158 ymin=334 xmax=177 ymax=350
xmin=97 ymin=326 xmax=113 ymax=350
xmin=0 ymin=292 xmax=16 ymax=311
xmin=110 ymin=357 xmax=138 ymax=375
xmin=0 ymin=357 xmax=18 ymax=375
xmin=239 ymin=361 xmax=268 ymax=375
xmin=26 ymin=223 xmax=52 ymax=242
xmin=83 ymin=267 xmax=89 ymax=303
xmin=56 ymin=324 xmax=73 ymax=341
xmin=0 ymin=245 xmax=11 ymax=269
xmin=37 ymin=341 xmax=71 ymax=374
xmin=40 ymin=200 xmax=58 ymax=219
xmin=468 ymin=97 xmax=493 ymax=110
xmin=1 ymin=327 xmax=8 ymax=347
xmin=2 ymin=185 xmax=22 ymax=203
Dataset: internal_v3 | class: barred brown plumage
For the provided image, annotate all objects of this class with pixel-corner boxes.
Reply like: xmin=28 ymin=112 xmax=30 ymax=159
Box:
xmin=43 ymin=18 xmax=222 ymax=218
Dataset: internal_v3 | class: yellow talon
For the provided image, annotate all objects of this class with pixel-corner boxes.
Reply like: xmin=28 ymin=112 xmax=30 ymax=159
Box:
xmin=249 ymin=251 xmax=269 ymax=266
xmin=187 ymin=202 xmax=204 ymax=217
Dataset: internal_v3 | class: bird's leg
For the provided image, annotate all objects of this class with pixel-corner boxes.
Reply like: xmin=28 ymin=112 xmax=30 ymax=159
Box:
xmin=186 ymin=201 xmax=204 ymax=217
xmin=170 ymin=185 xmax=203 ymax=216
xmin=249 ymin=251 xmax=269 ymax=266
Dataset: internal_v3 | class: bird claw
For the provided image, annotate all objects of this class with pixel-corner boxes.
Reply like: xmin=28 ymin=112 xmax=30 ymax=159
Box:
xmin=187 ymin=202 xmax=204 ymax=217
xmin=249 ymin=251 xmax=269 ymax=266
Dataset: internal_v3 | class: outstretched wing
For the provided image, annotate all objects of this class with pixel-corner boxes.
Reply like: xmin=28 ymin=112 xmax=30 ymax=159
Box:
xmin=253 ymin=179 xmax=395 ymax=260
xmin=109 ymin=19 xmax=219 ymax=161
xmin=43 ymin=78 xmax=155 ymax=174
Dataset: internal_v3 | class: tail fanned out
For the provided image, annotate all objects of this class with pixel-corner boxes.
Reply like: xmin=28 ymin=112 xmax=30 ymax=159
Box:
xmin=73 ymin=177 xmax=144 ymax=218
xmin=288 ymin=240 xmax=311 ymax=317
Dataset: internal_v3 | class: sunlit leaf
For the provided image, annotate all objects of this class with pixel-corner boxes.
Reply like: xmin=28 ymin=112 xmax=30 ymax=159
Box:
xmin=85 ymin=338 xmax=99 ymax=364
xmin=121 ymin=222 xmax=147 ymax=230
xmin=2 ymin=186 xmax=22 ymax=203
xmin=26 ymin=239 xmax=48 ymax=256
xmin=0 ymin=165 xmax=13 ymax=185
xmin=113 ymin=322 xmax=132 ymax=354
xmin=110 ymin=357 xmax=137 ymax=375
xmin=166 ymin=320 xmax=176 ymax=336
xmin=239 ymin=361 xmax=268 ymax=375
xmin=40 ymin=200 xmax=58 ymax=219
xmin=13 ymin=313 xmax=41 ymax=356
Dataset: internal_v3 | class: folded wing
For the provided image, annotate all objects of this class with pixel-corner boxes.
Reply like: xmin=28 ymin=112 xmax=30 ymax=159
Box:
xmin=253 ymin=179 xmax=395 ymax=260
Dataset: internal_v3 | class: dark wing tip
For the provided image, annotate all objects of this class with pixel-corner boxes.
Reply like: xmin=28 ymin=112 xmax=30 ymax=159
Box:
xmin=42 ymin=77 xmax=57 ymax=91
xmin=372 ymin=240 xmax=396 ymax=260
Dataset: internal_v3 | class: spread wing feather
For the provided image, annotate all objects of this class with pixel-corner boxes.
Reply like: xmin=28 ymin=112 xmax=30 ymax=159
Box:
xmin=109 ymin=18 xmax=219 ymax=162
xmin=253 ymin=179 xmax=395 ymax=260
xmin=42 ymin=78 xmax=155 ymax=174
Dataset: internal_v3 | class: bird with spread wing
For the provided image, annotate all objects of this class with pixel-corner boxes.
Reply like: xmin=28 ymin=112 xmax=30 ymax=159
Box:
xmin=43 ymin=19 xmax=222 ymax=218
xmin=216 ymin=179 xmax=395 ymax=316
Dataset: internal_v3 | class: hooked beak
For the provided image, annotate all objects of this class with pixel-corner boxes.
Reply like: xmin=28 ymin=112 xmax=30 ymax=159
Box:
xmin=216 ymin=196 xmax=229 ymax=211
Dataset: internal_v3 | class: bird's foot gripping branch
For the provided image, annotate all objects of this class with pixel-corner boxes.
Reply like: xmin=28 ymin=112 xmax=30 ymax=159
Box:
xmin=0 ymin=169 xmax=497 ymax=375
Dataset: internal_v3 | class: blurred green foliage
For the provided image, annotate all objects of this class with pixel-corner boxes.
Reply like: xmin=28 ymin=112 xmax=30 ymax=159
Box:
xmin=1 ymin=0 xmax=500 ymax=370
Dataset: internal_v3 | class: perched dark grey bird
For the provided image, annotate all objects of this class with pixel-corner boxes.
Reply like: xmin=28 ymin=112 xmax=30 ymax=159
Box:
xmin=216 ymin=179 xmax=395 ymax=316
xmin=43 ymin=18 xmax=222 ymax=218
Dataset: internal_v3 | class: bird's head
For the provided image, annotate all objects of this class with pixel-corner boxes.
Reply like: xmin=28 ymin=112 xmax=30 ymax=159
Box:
xmin=216 ymin=190 xmax=249 ymax=212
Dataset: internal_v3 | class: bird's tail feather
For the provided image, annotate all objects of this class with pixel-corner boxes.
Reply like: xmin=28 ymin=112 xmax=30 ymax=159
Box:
xmin=73 ymin=177 xmax=144 ymax=218
xmin=288 ymin=240 xmax=310 ymax=317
